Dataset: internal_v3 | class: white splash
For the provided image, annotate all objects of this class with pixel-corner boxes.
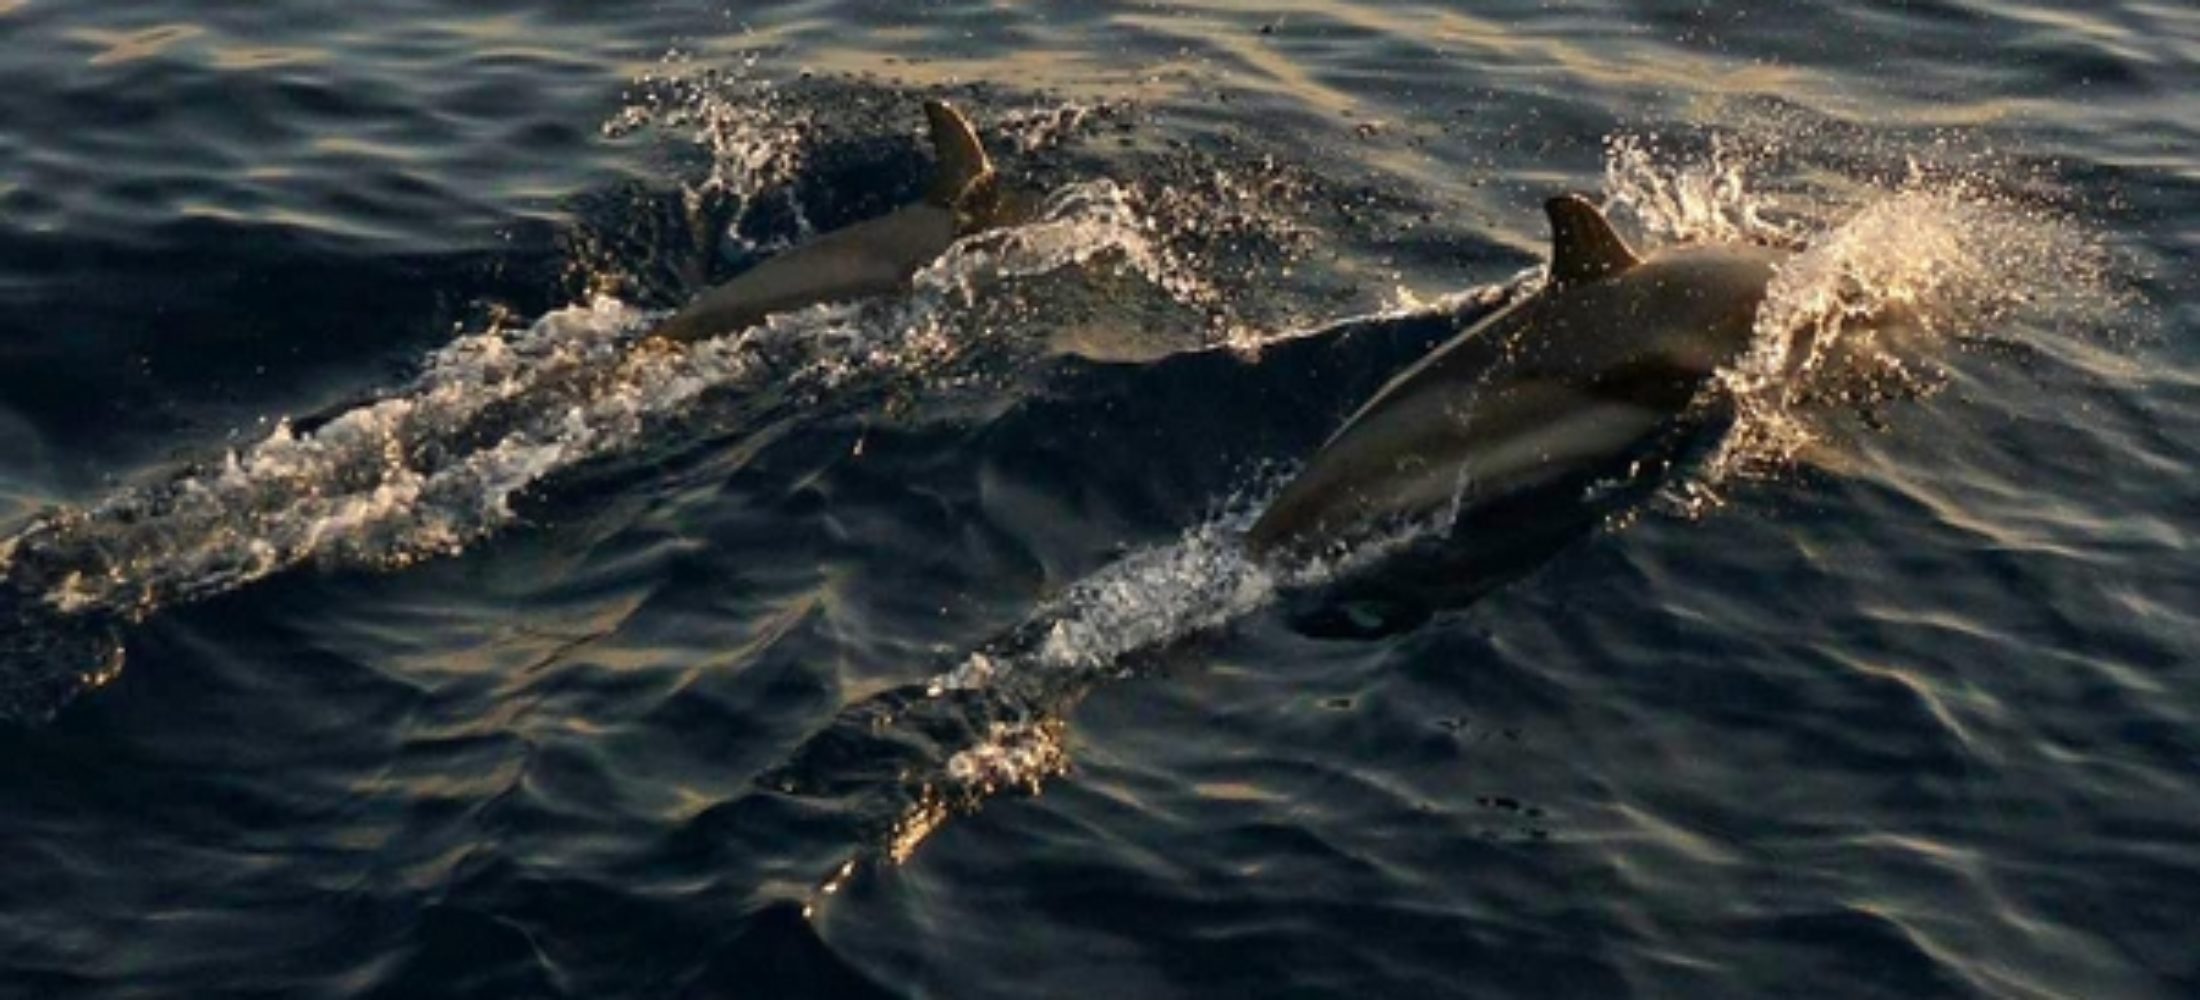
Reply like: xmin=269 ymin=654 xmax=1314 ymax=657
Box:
xmin=1713 ymin=174 xmax=2118 ymax=486
xmin=929 ymin=506 xmax=1280 ymax=697
xmin=1603 ymin=132 xmax=1803 ymax=249
xmin=603 ymin=50 xmax=812 ymax=210
xmin=1602 ymin=131 xmax=2121 ymax=502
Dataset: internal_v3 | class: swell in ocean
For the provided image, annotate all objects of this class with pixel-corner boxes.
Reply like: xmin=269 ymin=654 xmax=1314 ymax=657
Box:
xmin=0 ymin=70 xmax=2127 ymax=867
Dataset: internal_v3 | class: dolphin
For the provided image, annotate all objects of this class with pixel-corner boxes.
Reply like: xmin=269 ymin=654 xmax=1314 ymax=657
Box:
xmin=648 ymin=99 xmax=1017 ymax=345
xmin=1246 ymin=195 xmax=1786 ymax=610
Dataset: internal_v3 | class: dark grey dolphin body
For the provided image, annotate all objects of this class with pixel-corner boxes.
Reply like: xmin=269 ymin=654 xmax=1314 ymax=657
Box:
xmin=649 ymin=100 xmax=1017 ymax=344
xmin=1248 ymin=195 xmax=1786 ymax=601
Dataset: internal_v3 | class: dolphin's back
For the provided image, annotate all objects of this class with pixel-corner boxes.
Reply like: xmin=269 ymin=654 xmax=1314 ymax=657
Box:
xmin=1247 ymin=242 xmax=1783 ymax=556
xmin=650 ymin=204 xmax=959 ymax=344
xmin=648 ymin=99 xmax=996 ymax=346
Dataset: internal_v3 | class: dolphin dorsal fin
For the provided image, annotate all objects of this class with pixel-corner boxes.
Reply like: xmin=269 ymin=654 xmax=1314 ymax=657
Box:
xmin=923 ymin=100 xmax=996 ymax=213
xmin=1544 ymin=194 xmax=1640 ymax=286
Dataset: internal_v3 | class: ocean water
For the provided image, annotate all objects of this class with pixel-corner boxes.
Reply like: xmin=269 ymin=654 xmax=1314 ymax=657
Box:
xmin=2 ymin=1 xmax=2195 ymax=997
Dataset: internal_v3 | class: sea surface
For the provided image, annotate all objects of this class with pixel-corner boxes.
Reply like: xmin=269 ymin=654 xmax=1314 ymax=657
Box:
xmin=2 ymin=1 xmax=2195 ymax=997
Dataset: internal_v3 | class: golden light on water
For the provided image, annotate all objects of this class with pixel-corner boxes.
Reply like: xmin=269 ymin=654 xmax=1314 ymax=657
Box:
xmin=70 ymin=23 xmax=205 ymax=66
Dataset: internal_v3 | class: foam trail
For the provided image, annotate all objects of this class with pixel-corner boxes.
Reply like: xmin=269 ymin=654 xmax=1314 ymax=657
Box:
xmin=0 ymin=181 xmax=1194 ymax=721
xmin=794 ymin=505 xmax=1293 ymax=901
xmin=779 ymin=482 xmax=1444 ymax=898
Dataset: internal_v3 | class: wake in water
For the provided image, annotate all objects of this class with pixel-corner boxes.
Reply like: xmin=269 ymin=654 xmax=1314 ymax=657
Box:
xmin=780 ymin=127 xmax=2131 ymax=900
xmin=774 ymin=481 xmax=1453 ymax=906
xmin=0 ymin=77 xmax=1235 ymax=723
xmin=0 ymin=179 xmax=1208 ymax=720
